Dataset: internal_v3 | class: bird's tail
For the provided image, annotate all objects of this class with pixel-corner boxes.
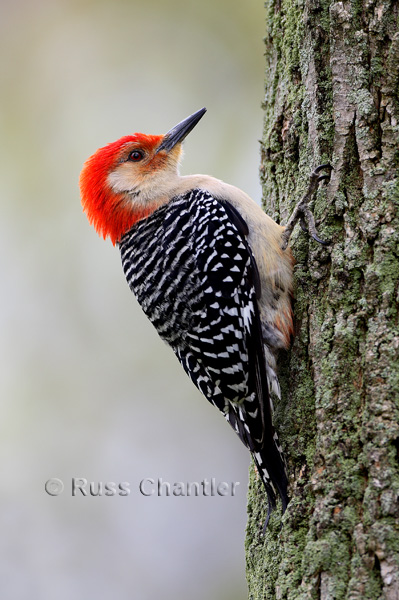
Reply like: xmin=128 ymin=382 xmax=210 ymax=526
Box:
xmin=226 ymin=401 xmax=288 ymax=525
xmin=251 ymin=434 xmax=289 ymax=527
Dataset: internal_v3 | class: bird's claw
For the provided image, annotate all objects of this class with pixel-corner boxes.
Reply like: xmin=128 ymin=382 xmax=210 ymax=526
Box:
xmin=281 ymin=163 xmax=332 ymax=250
xmin=313 ymin=163 xmax=333 ymax=175
xmin=310 ymin=230 xmax=330 ymax=246
xmin=317 ymin=174 xmax=330 ymax=184
xmin=300 ymin=204 xmax=330 ymax=246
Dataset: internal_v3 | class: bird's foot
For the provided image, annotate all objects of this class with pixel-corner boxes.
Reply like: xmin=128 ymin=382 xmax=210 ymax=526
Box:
xmin=281 ymin=164 xmax=333 ymax=250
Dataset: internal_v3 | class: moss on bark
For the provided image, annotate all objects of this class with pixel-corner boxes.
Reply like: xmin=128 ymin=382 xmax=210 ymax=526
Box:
xmin=246 ymin=1 xmax=399 ymax=598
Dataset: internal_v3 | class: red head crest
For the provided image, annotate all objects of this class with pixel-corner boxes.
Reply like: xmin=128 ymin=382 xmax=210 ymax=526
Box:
xmin=79 ymin=134 xmax=163 ymax=245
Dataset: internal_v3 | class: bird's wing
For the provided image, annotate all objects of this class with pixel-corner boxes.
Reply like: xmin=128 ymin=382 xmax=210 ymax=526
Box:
xmin=171 ymin=190 xmax=287 ymax=510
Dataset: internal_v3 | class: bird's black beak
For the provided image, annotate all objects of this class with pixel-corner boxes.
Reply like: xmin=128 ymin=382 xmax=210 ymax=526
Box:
xmin=156 ymin=108 xmax=207 ymax=154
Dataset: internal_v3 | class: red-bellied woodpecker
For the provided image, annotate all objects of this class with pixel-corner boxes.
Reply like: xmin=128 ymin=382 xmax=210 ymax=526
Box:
xmin=80 ymin=108 xmax=331 ymax=522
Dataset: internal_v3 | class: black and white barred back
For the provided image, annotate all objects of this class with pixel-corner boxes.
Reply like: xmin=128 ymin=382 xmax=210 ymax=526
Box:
xmin=119 ymin=188 xmax=288 ymax=516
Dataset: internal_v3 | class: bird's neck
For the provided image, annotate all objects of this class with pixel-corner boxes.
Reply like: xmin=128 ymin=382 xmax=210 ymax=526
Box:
xmin=110 ymin=173 xmax=254 ymax=244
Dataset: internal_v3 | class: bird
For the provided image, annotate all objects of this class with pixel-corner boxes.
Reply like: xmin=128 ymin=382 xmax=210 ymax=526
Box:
xmin=80 ymin=107 xmax=331 ymax=523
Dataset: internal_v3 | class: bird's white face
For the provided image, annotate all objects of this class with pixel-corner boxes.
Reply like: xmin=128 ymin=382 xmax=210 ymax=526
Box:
xmin=107 ymin=141 xmax=183 ymax=208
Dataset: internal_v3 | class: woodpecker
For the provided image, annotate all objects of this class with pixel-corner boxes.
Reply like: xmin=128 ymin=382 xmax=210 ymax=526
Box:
xmin=80 ymin=108 xmax=330 ymax=522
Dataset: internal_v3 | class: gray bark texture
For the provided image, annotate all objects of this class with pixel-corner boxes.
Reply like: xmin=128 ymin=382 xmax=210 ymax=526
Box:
xmin=245 ymin=1 xmax=399 ymax=599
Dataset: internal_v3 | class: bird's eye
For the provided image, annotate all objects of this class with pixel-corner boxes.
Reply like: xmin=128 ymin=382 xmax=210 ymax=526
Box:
xmin=128 ymin=150 xmax=144 ymax=162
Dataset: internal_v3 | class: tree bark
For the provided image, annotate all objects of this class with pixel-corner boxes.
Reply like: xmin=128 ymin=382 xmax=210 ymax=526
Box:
xmin=245 ymin=1 xmax=399 ymax=599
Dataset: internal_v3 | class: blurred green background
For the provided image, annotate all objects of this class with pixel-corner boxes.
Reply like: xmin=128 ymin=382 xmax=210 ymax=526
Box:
xmin=0 ymin=0 xmax=265 ymax=598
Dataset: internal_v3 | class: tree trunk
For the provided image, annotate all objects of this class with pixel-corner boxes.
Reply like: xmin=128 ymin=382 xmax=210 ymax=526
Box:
xmin=245 ymin=1 xmax=399 ymax=599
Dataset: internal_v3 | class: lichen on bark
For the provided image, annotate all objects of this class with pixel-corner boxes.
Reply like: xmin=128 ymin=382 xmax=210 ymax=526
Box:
xmin=246 ymin=1 xmax=399 ymax=599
